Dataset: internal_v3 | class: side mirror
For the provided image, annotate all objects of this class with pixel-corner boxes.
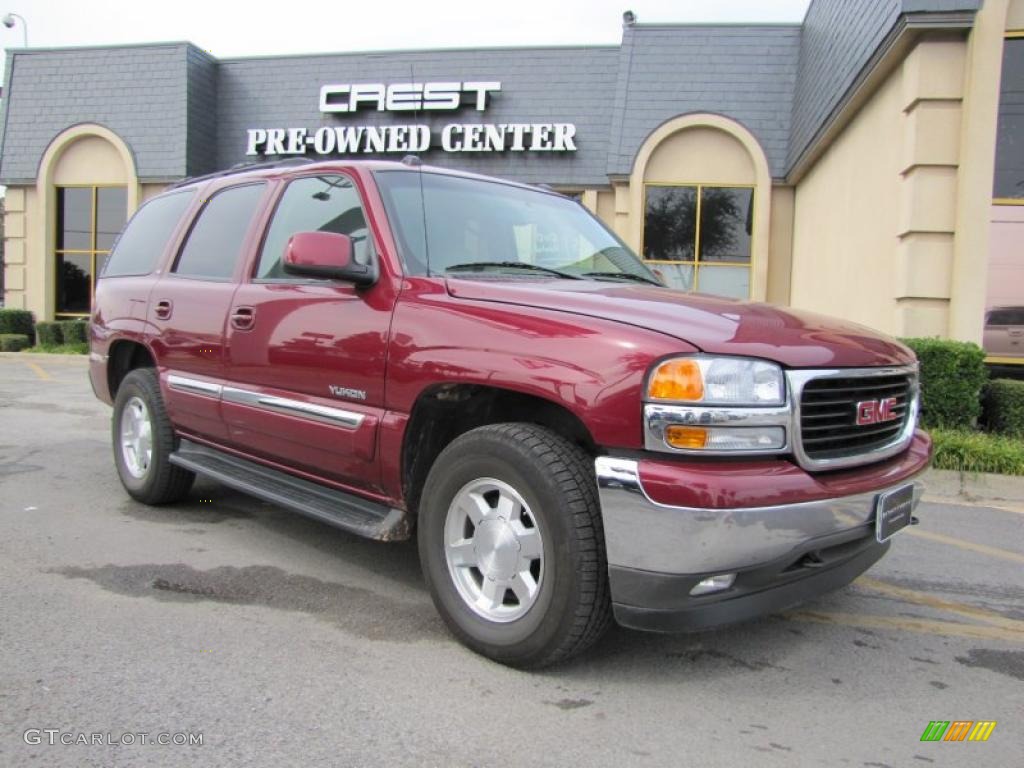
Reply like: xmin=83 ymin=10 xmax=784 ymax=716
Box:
xmin=283 ymin=231 xmax=377 ymax=286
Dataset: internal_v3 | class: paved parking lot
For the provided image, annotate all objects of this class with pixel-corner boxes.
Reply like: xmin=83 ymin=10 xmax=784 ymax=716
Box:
xmin=1 ymin=353 xmax=1021 ymax=767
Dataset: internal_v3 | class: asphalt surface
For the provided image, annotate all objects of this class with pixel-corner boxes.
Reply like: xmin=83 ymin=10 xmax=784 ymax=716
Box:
xmin=1 ymin=353 xmax=1022 ymax=768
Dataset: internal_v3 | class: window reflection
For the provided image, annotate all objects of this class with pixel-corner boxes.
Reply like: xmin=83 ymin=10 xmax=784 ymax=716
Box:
xmin=642 ymin=184 xmax=753 ymax=299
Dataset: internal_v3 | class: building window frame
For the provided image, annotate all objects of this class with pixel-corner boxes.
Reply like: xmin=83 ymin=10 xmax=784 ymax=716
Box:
xmin=54 ymin=183 xmax=127 ymax=318
xmin=641 ymin=180 xmax=755 ymax=298
xmin=994 ymin=30 xmax=1024 ymax=206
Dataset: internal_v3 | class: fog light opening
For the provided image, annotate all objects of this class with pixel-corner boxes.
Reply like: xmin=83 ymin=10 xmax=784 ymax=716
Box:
xmin=689 ymin=573 xmax=736 ymax=596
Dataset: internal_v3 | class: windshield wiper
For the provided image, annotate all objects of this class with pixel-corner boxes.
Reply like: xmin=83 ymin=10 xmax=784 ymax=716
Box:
xmin=581 ymin=271 xmax=661 ymax=285
xmin=445 ymin=261 xmax=582 ymax=279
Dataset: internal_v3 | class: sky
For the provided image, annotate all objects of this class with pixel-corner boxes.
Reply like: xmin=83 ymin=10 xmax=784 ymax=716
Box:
xmin=4 ymin=0 xmax=812 ymax=62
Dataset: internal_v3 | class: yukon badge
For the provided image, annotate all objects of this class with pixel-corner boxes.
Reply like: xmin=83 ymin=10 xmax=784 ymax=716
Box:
xmin=329 ymin=385 xmax=367 ymax=401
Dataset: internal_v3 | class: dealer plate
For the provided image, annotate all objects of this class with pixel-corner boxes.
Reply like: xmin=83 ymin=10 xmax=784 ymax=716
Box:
xmin=875 ymin=484 xmax=915 ymax=543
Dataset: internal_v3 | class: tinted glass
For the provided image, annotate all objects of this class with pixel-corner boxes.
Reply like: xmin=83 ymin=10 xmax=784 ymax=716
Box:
xmin=96 ymin=187 xmax=128 ymax=251
xmin=56 ymin=188 xmax=93 ymax=251
xmin=376 ymin=171 xmax=654 ymax=281
xmin=643 ymin=186 xmax=697 ymax=261
xmin=174 ymin=184 xmax=265 ymax=279
xmin=104 ymin=191 xmax=194 ymax=277
xmin=57 ymin=253 xmax=92 ymax=313
xmin=257 ymin=175 xmax=369 ymax=279
xmin=995 ymin=38 xmax=1024 ymax=199
xmin=987 ymin=307 xmax=1024 ymax=325
xmin=698 ymin=187 xmax=753 ymax=262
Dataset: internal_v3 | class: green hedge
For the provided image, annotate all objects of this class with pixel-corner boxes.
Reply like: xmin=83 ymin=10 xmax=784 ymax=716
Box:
xmin=931 ymin=428 xmax=1024 ymax=476
xmin=984 ymin=379 xmax=1024 ymax=438
xmin=57 ymin=320 xmax=89 ymax=345
xmin=0 ymin=309 xmax=34 ymax=342
xmin=35 ymin=321 xmax=63 ymax=347
xmin=0 ymin=333 xmax=30 ymax=352
xmin=900 ymin=338 xmax=987 ymax=430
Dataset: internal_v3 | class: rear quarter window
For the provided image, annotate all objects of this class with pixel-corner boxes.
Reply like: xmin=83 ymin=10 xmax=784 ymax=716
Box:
xmin=101 ymin=190 xmax=194 ymax=278
xmin=173 ymin=183 xmax=267 ymax=280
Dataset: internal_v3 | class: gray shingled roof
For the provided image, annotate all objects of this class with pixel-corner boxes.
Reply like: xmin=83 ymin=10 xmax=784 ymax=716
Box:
xmin=0 ymin=44 xmax=195 ymax=183
xmin=214 ymin=47 xmax=620 ymax=187
xmin=606 ymin=24 xmax=801 ymax=178
xmin=0 ymin=0 xmax=983 ymax=187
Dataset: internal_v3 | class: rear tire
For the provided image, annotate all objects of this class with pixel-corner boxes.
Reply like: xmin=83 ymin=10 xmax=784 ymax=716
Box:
xmin=418 ymin=423 xmax=611 ymax=668
xmin=112 ymin=368 xmax=194 ymax=505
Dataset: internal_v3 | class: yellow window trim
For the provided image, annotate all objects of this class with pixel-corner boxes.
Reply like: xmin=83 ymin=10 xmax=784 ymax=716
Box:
xmin=55 ymin=184 xmax=126 ymax=316
xmin=993 ymin=198 xmax=1024 ymax=205
xmin=641 ymin=183 xmax=756 ymax=296
xmin=985 ymin=356 xmax=1024 ymax=366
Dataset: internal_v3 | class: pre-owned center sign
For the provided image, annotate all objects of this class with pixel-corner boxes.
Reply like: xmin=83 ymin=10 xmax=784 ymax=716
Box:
xmin=245 ymin=81 xmax=578 ymax=156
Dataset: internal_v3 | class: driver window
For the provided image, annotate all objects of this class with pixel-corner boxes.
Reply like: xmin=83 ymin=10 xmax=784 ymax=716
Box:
xmin=256 ymin=175 xmax=370 ymax=280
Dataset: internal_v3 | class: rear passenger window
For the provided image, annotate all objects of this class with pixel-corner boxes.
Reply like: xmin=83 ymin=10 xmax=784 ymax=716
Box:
xmin=255 ymin=175 xmax=370 ymax=280
xmin=174 ymin=183 xmax=266 ymax=279
xmin=102 ymin=190 xmax=193 ymax=277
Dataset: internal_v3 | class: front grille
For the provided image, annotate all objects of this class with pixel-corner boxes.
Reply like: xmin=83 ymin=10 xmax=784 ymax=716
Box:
xmin=799 ymin=373 xmax=912 ymax=462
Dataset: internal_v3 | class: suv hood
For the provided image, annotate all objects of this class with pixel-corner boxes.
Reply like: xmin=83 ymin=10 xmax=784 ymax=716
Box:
xmin=445 ymin=279 xmax=914 ymax=369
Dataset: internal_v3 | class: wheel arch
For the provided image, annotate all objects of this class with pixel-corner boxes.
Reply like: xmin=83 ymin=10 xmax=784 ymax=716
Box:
xmin=401 ymin=383 xmax=598 ymax=519
xmin=107 ymin=339 xmax=157 ymax=400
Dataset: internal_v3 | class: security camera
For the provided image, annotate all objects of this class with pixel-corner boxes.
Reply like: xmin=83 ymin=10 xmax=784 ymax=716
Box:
xmin=2 ymin=15 xmax=15 ymax=29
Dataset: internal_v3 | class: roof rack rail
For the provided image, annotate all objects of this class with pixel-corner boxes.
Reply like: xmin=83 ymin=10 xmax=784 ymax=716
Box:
xmin=166 ymin=157 xmax=317 ymax=191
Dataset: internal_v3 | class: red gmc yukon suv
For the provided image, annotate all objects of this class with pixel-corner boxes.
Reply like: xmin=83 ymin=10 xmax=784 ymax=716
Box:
xmin=89 ymin=159 xmax=930 ymax=667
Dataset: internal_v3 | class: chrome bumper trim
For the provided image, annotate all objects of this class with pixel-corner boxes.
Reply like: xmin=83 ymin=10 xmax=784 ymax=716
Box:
xmin=594 ymin=456 xmax=924 ymax=575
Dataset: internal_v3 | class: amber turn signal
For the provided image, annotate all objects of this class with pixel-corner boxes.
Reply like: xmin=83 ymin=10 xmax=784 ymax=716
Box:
xmin=664 ymin=425 xmax=708 ymax=449
xmin=648 ymin=359 xmax=704 ymax=401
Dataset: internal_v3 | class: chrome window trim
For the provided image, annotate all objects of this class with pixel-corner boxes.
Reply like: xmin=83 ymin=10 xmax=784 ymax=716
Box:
xmin=642 ymin=363 xmax=919 ymax=471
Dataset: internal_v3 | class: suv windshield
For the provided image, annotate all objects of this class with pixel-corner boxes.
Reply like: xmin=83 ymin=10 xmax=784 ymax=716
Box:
xmin=374 ymin=170 xmax=658 ymax=284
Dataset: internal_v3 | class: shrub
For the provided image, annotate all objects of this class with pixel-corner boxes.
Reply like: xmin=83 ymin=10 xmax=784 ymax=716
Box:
xmin=35 ymin=321 xmax=63 ymax=347
xmin=984 ymin=379 xmax=1024 ymax=438
xmin=0 ymin=333 xmax=30 ymax=352
xmin=930 ymin=428 xmax=1024 ymax=476
xmin=0 ymin=308 xmax=34 ymax=342
xmin=57 ymin=320 xmax=89 ymax=345
xmin=900 ymin=338 xmax=987 ymax=430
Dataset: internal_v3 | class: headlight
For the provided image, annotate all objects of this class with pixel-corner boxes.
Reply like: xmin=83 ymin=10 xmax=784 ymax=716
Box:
xmin=647 ymin=356 xmax=785 ymax=405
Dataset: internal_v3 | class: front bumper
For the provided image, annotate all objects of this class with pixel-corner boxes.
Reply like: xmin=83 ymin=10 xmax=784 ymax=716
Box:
xmin=595 ymin=433 xmax=930 ymax=632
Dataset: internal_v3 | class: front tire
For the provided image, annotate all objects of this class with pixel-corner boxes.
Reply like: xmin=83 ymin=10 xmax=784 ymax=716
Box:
xmin=418 ymin=423 xmax=611 ymax=668
xmin=112 ymin=368 xmax=194 ymax=505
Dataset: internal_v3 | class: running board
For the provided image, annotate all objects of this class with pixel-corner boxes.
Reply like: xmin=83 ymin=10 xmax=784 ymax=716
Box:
xmin=169 ymin=440 xmax=409 ymax=541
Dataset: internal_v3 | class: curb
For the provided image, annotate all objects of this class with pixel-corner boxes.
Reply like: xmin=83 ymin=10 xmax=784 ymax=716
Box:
xmin=924 ymin=468 xmax=1024 ymax=505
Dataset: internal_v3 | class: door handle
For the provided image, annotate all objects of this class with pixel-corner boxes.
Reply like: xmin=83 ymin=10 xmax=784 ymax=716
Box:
xmin=154 ymin=299 xmax=173 ymax=320
xmin=231 ymin=306 xmax=256 ymax=331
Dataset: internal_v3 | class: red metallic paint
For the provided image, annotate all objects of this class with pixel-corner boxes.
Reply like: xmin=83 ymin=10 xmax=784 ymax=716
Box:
xmin=284 ymin=231 xmax=353 ymax=271
xmin=91 ymin=160 xmax=930 ymax=515
xmin=638 ymin=430 xmax=932 ymax=509
xmin=445 ymin=280 xmax=916 ymax=369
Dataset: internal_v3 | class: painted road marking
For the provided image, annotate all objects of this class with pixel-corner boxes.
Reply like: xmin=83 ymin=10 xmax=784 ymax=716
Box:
xmin=923 ymin=494 xmax=1024 ymax=516
xmin=856 ymin=576 xmax=1024 ymax=633
xmin=787 ymin=610 xmax=1024 ymax=643
xmin=906 ymin=528 xmax=1024 ymax=565
xmin=24 ymin=362 xmax=52 ymax=381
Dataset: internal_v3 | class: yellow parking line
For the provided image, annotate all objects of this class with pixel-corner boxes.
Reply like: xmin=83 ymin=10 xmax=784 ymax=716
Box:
xmin=788 ymin=610 xmax=1024 ymax=643
xmin=24 ymin=361 xmax=52 ymax=381
xmin=906 ymin=528 xmax=1024 ymax=565
xmin=856 ymin=576 xmax=1024 ymax=633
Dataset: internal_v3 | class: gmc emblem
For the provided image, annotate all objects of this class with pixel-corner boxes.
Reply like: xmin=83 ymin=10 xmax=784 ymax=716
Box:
xmin=855 ymin=397 xmax=900 ymax=426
